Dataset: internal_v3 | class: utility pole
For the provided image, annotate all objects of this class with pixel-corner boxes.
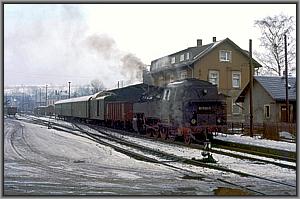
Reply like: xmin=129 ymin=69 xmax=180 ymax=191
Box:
xmin=68 ymin=82 xmax=71 ymax=99
xmin=284 ymin=34 xmax=289 ymax=123
xmin=35 ymin=89 xmax=38 ymax=107
xmin=22 ymin=85 xmax=24 ymax=114
xmin=39 ymin=88 xmax=42 ymax=107
xmin=45 ymin=84 xmax=48 ymax=106
xmin=249 ymin=39 xmax=253 ymax=137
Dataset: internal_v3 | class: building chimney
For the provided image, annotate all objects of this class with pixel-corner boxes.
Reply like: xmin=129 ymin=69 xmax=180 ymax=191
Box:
xmin=213 ymin=37 xmax=216 ymax=42
xmin=197 ymin=39 xmax=202 ymax=47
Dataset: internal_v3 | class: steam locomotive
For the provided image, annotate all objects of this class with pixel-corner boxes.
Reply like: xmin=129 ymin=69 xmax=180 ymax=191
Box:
xmin=54 ymin=78 xmax=227 ymax=145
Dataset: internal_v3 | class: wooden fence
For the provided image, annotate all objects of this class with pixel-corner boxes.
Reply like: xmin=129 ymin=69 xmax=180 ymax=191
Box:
xmin=226 ymin=122 xmax=296 ymax=141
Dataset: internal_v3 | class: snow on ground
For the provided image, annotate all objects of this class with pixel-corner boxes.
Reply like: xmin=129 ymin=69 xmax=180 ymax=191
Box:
xmin=214 ymin=133 xmax=296 ymax=152
xmin=78 ymin=124 xmax=296 ymax=186
xmin=4 ymin=118 xmax=230 ymax=195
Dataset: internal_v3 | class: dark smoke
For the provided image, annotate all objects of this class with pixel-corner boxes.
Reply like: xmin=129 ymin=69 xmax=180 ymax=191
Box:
xmin=121 ymin=53 xmax=145 ymax=83
xmin=85 ymin=34 xmax=117 ymax=60
xmin=85 ymin=33 xmax=145 ymax=85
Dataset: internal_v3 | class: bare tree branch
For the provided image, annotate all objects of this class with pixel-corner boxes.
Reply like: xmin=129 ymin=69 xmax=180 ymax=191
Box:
xmin=254 ymin=14 xmax=296 ymax=76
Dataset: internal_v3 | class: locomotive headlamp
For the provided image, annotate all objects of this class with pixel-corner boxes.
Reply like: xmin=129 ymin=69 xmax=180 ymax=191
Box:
xmin=203 ymin=89 xmax=207 ymax=95
xmin=191 ymin=119 xmax=196 ymax=124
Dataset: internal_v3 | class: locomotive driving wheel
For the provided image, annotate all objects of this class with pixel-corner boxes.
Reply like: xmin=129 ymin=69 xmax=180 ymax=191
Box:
xmin=145 ymin=128 xmax=153 ymax=137
xmin=167 ymin=134 xmax=176 ymax=142
xmin=160 ymin=127 xmax=168 ymax=140
xmin=152 ymin=129 xmax=160 ymax=138
xmin=184 ymin=134 xmax=191 ymax=145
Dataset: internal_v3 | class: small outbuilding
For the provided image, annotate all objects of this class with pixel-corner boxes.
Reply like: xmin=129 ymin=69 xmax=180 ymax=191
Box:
xmin=236 ymin=76 xmax=296 ymax=124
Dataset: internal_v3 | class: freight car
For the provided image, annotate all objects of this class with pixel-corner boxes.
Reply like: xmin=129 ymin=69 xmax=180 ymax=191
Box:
xmin=33 ymin=105 xmax=55 ymax=116
xmin=54 ymin=84 xmax=154 ymax=127
xmin=4 ymin=106 xmax=17 ymax=116
xmin=103 ymin=84 xmax=158 ymax=129
xmin=55 ymin=95 xmax=92 ymax=121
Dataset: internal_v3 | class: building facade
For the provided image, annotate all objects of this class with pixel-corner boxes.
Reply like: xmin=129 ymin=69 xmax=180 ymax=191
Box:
xmin=236 ymin=76 xmax=296 ymax=124
xmin=149 ymin=37 xmax=261 ymax=122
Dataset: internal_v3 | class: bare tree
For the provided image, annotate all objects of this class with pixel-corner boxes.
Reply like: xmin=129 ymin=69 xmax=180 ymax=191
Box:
xmin=90 ymin=79 xmax=105 ymax=94
xmin=254 ymin=14 xmax=296 ymax=76
xmin=76 ymin=84 xmax=92 ymax=96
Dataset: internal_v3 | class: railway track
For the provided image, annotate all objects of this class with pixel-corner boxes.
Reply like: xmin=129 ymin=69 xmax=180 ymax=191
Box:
xmin=20 ymin=115 xmax=296 ymax=166
xmin=82 ymin=123 xmax=296 ymax=170
xmin=13 ymin=116 xmax=296 ymax=195
xmin=212 ymin=139 xmax=296 ymax=163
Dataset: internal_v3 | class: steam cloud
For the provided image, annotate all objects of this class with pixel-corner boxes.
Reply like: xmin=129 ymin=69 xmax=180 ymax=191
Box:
xmin=85 ymin=33 xmax=146 ymax=86
xmin=5 ymin=5 xmax=145 ymax=88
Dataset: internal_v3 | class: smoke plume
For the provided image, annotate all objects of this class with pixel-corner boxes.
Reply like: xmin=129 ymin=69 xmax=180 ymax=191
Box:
xmin=5 ymin=4 xmax=146 ymax=88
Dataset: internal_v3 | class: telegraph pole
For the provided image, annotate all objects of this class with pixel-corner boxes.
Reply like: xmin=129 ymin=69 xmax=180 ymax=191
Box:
xmin=39 ymin=88 xmax=42 ymax=106
xmin=68 ymin=82 xmax=71 ymax=99
xmin=284 ymin=34 xmax=289 ymax=123
xmin=45 ymin=84 xmax=48 ymax=106
xmin=35 ymin=89 xmax=38 ymax=107
xmin=22 ymin=85 xmax=24 ymax=114
xmin=249 ymin=39 xmax=253 ymax=137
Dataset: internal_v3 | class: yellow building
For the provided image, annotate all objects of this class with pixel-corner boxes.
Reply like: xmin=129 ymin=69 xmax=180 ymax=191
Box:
xmin=149 ymin=37 xmax=261 ymax=122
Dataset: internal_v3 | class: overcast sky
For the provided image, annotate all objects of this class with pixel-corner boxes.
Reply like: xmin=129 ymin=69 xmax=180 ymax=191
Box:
xmin=4 ymin=3 xmax=296 ymax=89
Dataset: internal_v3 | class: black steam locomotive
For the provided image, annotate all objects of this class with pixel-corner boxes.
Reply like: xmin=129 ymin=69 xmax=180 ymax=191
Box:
xmin=54 ymin=78 xmax=227 ymax=145
xmin=133 ymin=78 xmax=227 ymax=144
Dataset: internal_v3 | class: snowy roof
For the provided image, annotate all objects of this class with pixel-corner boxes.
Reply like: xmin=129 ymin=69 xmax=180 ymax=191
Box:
xmin=91 ymin=91 xmax=115 ymax=99
xmin=55 ymin=95 xmax=93 ymax=104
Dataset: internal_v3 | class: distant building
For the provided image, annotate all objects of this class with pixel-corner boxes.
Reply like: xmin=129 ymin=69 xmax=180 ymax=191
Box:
xmin=236 ymin=76 xmax=296 ymax=123
xmin=149 ymin=37 xmax=261 ymax=122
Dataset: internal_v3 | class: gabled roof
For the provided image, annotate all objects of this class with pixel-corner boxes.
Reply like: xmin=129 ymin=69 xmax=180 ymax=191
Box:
xmin=255 ymin=76 xmax=296 ymax=101
xmin=236 ymin=76 xmax=296 ymax=103
xmin=150 ymin=38 xmax=261 ymax=73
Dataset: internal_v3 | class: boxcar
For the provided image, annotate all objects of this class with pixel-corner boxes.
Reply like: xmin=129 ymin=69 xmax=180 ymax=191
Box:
xmin=106 ymin=101 xmax=133 ymax=129
xmin=34 ymin=105 xmax=55 ymax=116
xmin=55 ymin=95 xmax=92 ymax=120
xmin=4 ymin=106 xmax=17 ymax=116
xmin=89 ymin=92 xmax=113 ymax=122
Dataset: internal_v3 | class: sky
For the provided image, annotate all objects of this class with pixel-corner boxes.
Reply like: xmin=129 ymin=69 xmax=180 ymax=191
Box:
xmin=4 ymin=3 xmax=296 ymax=89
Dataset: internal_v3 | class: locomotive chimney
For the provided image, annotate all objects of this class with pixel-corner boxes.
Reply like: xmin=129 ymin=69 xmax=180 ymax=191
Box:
xmin=213 ymin=37 xmax=216 ymax=42
xmin=197 ymin=39 xmax=202 ymax=47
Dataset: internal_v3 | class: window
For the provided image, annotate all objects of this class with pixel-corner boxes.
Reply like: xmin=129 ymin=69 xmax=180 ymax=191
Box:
xmin=264 ymin=105 xmax=270 ymax=118
xmin=219 ymin=50 xmax=232 ymax=62
xmin=158 ymin=76 xmax=164 ymax=87
xmin=171 ymin=57 xmax=175 ymax=64
xmin=186 ymin=52 xmax=190 ymax=60
xmin=232 ymin=71 xmax=241 ymax=88
xmin=163 ymin=89 xmax=171 ymax=101
xmin=232 ymin=100 xmax=242 ymax=115
xmin=151 ymin=62 xmax=157 ymax=71
xmin=180 ymin=54 xmax=184 ymax=62
xmin=208 ymin=70 xmax=219 ymax=87
xmin=169 ymin=74 xmax=174 ymax=83
xmin=180 ymin=70 xmax=187 ymax=79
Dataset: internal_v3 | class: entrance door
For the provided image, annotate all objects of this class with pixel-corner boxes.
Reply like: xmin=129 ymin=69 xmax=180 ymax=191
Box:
xmin=281 ymin=106 xmax=287 ymax=122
